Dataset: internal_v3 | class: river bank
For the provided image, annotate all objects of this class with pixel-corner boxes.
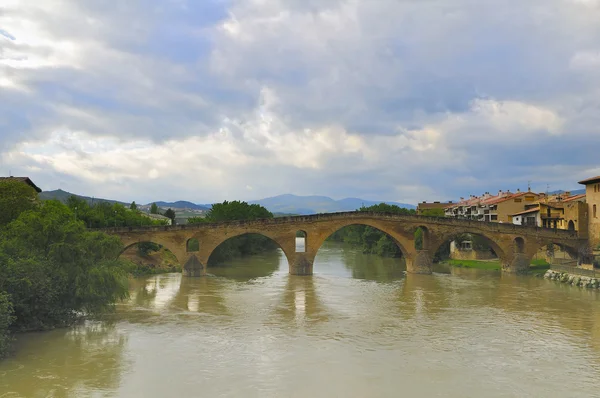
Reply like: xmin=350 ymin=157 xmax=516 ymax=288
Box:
xmin=441 ymin=258 xmax=550 ymax=274
xmin=544 ymin=269 xmax=600 ymax=289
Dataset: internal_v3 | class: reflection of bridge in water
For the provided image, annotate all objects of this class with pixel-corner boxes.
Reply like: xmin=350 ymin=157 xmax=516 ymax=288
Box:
xmin=102 ymin=212 xmax=587 ymax=276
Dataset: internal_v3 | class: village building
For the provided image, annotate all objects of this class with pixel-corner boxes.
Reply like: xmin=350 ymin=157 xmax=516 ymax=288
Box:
xmin=444 ymin=190 xmax=540 ymax=223
xmin=0 ymin=176 xmax=42 ymax=193
xmin=416 ymin=201 xmax=453 ymax=215
xmin=578 ymin=176 xmax=600 ymax=248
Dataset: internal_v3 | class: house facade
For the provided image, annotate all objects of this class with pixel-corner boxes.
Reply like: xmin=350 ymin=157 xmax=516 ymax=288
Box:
xmin=578 ymin=176 xmax=600 ymax=247
xmin=444 ymin=190 xmax=540 ymax=223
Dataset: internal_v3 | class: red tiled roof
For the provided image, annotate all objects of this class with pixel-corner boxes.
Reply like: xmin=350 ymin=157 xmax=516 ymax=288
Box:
xmin=562 ymin=193 xmax=586 ymax=202
xmin=511 ymin=207 xmax=541 ymax=216
xmin=578 ymin=176 xmax=600 ymax=185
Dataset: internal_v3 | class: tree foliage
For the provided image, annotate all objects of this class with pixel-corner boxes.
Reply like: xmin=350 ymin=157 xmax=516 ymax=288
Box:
xmin=65 ymin=196 xmax=166 ymax=228
xmin=0 ymin=180 xmax=38 ymax=227
xmin=0 ymin=194 xmax=134 ymax=358
xmin=130 ymin=201 xmax=137 ymax=211
xmin=205 ymin=200 xmax=273 ymax=222
xmin=163 ymin=208 xmax=176 ymax=224
xmin=150 ymin=203 xmax=159 ymax=214
xmin=0 ymin=200 xmax=130 ymax=332
xmin=204 ymin=201 xmax=277 ymax=265
xmin=187 ymin=216 xmax=207 ymax=225
xmin=327 ymin=204 xmax=416 ymax=257
xmin=0 ymin=292 xmax=14 ymax=359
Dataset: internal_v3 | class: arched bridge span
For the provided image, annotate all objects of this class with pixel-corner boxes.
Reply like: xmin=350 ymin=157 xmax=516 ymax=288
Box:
xmin=102 ymin=212 xmax=587 ymax=276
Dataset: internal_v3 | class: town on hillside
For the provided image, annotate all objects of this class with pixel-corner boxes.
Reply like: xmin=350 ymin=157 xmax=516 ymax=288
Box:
xmin=417 ymin=176 xmax=600 ymax=254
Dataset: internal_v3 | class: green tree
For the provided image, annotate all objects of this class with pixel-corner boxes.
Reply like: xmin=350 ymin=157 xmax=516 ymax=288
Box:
xmin=203 ymin=201 xmax=277 ymax=265
xmin=0 ymin=179 xmax=38 ymax=227
xmin=0 ymin=200 xmax=129 ymax=332
xmin=187 ymin=216 xmax=207 ymax=225
xmin=0 ymin=292 xmax=14 ymax=359
xmin=130 ymin=201 xmax=137 ymax=211
xmin=164 ymin=208 xmax=176 ymax=224
xmin=150 ymin=203 xmax=159 ymax=214
xmin=327 ymin=203 xmax=415 ymax=257
xmin=205 ymin=200 xmax=273 ymax=222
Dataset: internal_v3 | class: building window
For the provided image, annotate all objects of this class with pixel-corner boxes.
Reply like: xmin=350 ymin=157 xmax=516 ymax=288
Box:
xmin=514 ymin=198 xmax=522 ymax=203
xmin=594 ymin=204 xmax=597 ymax=218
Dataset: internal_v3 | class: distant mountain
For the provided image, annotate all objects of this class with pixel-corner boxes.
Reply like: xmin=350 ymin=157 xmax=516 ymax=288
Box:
xmin=39 ymin=189 xmax=128 ymax=206
xmin=148 ymin=201 xmax=210 ymax=211
xmin=549 ymin=188 xmax=585 ymax=196
xmin=249 ymin=194 xmax=415 ymax=215
xmin=39 ymin=190 xmax=415 ymax=215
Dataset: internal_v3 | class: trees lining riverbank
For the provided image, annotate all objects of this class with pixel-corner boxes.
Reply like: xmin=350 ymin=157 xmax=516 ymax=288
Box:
xmin=0 ymin=187 xmax=279 ymax=358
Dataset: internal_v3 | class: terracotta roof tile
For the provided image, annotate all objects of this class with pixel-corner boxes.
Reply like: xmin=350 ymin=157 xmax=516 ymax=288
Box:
xmin=578 ymin=176 xmax=600 ymax=185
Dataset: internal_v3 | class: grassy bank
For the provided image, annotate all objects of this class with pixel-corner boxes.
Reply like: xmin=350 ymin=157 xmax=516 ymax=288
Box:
xmin=444 ymin=258 xmax=551 ymax=274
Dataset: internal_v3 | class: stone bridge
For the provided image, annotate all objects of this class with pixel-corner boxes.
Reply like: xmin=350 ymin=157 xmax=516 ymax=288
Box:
xmin=102 ymin=212 xmax=588 ymax=276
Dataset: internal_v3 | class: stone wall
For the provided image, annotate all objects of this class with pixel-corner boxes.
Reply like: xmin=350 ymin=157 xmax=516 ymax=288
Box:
xmin=450 ymin=249 xmax=496 ymax=261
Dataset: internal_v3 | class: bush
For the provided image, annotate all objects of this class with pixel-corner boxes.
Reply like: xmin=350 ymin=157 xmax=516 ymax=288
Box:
xmin=0 ymin=292 xmax=14 ymax=358
xmin=0 ymin=200 xmax=129 ymax=331
xmin=137 ymin=242 xmax=162 ymax=257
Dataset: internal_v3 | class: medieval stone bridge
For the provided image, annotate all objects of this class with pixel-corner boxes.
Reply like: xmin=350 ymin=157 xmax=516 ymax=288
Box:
xmin=102 ymin=212 xmax=588 ymax=276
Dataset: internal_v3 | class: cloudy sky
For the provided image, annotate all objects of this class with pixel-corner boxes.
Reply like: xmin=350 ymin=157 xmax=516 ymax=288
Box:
xmin=1 ymin=0 xmax=600 ymax=205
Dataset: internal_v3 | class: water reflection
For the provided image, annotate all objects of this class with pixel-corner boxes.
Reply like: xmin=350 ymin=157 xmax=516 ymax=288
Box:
xmin=2 ymin=241 xmax=600 ymax=397
xmin=339 ymin=245 xmax=406 ymax=282
xmin=273 ymin=275 xmax=329 ymax=325
xmin=0 ymin=322 xmax=126 ymax=397
xmin=208 ymin=249 xmax=284 ymax=281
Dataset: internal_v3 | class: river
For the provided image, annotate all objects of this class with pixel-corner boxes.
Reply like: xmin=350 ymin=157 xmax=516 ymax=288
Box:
xmin=1 ymin=242 xmax=600 ymax=397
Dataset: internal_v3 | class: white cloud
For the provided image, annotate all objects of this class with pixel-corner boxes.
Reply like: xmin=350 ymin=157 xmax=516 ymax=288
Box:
xmin=1 ymin=0 xmax=599 ymax=204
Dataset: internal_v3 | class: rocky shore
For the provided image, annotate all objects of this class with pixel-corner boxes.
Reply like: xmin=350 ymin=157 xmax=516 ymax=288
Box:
xmin=544 ymin=270 xmax=600 ymax=289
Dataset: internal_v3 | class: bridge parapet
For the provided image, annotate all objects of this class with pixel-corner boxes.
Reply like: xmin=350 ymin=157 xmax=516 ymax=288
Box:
xmin=101 ymin=211 xmax=589 ymax=276
xmin=98 ymin=211 xmax=581 ymax=240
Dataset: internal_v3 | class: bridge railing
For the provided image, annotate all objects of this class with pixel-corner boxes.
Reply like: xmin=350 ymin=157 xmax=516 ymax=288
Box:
xmin=94 ymin=211 xmax=581 ymax=239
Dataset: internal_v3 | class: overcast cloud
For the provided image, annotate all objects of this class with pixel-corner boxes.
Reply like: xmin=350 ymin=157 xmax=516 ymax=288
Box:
xmin=1 ymin=0 xmax=600 ymax=204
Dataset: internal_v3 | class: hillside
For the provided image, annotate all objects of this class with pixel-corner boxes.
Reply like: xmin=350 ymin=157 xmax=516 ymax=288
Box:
xmin=249 ymin=194 xmax=415 ymax=215
xmin=147 ymin=201 xmax=210 ymax=211
xmin=39 ymin=189 xmax=128 ymax=206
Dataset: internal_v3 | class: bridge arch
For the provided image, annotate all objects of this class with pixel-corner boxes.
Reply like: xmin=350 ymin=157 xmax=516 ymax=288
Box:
xmin=186 ymin=238 xmax=200 ymax=253
xmin=203 ymin=231 xmax=294 ymax=271
xmin=430 ymin=230 xmax=508 ymax=264
xmin=119 ymin=240 xmax=182 ymax=273
xmin=514 ymin=237 xmax=525 ymax=254
xmin=311 ymin=220 xmax=413 ymax=261
xmin=530 ymin=239 xmax=583 ymax=265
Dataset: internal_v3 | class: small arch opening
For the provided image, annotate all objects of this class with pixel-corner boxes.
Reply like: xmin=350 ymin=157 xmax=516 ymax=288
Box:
xmin=187 ymin=238 xmax=200 ymax=253
xmin=119 ymin=241 xmax=181 ymax=273
xmin=296 ymin=230 xmax=307 ymax=253
xmin=431 ymin=232 xmax=501 ymax=271
xmin=568 ymin=220 xmax=575 ymax=231
xmin=414 ymin=226 xmax=429 ymax=250
xmin=514 ymin=237 xmax=525 ymax=254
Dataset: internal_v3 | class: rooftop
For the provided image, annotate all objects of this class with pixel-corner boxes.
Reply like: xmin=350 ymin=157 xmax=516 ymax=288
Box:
xmin=562 ymin=193 xmax=586 ymax=203
xmin=0 ymin=177 xmax=42 ymax=193
xmin=511 ymin=207 xmax=541 ymax=216
xmin=578 ymin=176 xmax=600 ymax=185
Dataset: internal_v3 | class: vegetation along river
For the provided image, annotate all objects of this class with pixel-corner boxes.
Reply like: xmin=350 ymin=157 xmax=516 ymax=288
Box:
xmin=1 ymin=241 xmax=599 ymax=397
